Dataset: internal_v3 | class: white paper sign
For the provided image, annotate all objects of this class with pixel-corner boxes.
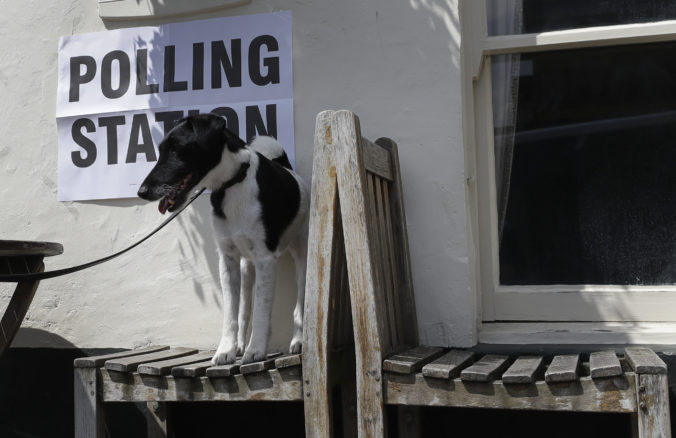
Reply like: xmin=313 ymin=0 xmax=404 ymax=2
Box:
xmin=56 ymin=12 xmax=293 ymax=201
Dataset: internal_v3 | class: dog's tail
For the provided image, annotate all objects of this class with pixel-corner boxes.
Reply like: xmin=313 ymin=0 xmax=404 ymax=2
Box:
xmin=249 ymin=136 xmax=293 ymax=170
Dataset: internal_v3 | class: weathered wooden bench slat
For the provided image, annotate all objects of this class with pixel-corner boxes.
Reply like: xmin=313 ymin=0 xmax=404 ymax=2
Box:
xmin=460 ymin=355 xmax=510 ymax=382
xmin=422 ymin=350 xmax=474 ymax=379
xmin=502 ymin=356 xmax=544 ymax=384
xmin=363 ymin=138 xmax=393 ymax=181
xmin=74 ymin=345 xmax=170 ymax=368
xmin=589 ymin=350 xmax=622 ymax=379
xmin=137 ymin=352 xmax=214 ymax=376
xmin=206 ymin=362 xmax=241 ymax=378
xmin=171 ymin=359 xmax=215 ymax=378
xmin=237 ymin=352 xmax=282 ymax=374
xmin=625 ymin=347 xmax=668 ymax=374
xmin=383 ymin=346 xmax=446 ymax=374
xmin=275 ymin=354 xmax=302 ymax=369
xmin=105 ymin=347 xmax=198 ymax=372
xmin=545 ymin=354 xmax=580 ymax=383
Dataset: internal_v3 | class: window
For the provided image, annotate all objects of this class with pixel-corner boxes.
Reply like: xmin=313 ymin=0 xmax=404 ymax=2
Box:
xmin=462 ymin=0 xmax=676 ymax=336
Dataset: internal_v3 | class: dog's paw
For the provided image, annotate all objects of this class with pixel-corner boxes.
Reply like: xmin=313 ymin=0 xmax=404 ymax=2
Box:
xmin=289 ymin=338 xmax=302 ymax=354
xmin=212 ymin=346 xmax=237 ymax=365
xmin=241 ymin=348 xmax=267 ymax=364
xmin=236 ymin=344 xmax=245 ymax=356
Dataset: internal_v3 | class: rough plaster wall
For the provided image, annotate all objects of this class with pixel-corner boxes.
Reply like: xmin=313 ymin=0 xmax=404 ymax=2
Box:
xmin=2 ymin=0 xmax=471 ymax=349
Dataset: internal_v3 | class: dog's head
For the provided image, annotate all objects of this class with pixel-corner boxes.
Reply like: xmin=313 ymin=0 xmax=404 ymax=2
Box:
xmin=137 ymin=113 xmax=245 ymax=214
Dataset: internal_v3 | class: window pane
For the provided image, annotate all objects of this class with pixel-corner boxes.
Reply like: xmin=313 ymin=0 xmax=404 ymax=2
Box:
xmin=494 ymin=42 xmax=676 ymax=285
xmin=487 ymin=0 xmax=676 ymax=36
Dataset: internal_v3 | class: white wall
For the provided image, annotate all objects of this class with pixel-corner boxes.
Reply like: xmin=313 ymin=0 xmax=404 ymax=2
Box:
xmin=2 ymin=0 xmax=473 ymax=350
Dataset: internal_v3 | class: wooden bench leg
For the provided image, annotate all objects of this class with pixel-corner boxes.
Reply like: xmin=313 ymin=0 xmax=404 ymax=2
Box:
xmin=147 ymin=401 xmax=172 ymax=438
xmin=74 ymin=367 xmax=104 ymax=438
xmin=635 ymin=373 xmax=671 ymax=438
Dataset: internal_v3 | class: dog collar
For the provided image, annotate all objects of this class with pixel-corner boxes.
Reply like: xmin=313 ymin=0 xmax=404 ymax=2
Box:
xmin=210 ymin=161 xmax=250 ymax=219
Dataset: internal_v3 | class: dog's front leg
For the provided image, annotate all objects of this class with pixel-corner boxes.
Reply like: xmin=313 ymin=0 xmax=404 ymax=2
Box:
xmin=241 ymin=257 xmax=276 ymax=364
xmin=212 ymin=250 xmax=241 ymax=365
xmin=289 ymin=237 xmax=307 ymax=354
xmin=237 ymin=258 xmax=255 ymax=355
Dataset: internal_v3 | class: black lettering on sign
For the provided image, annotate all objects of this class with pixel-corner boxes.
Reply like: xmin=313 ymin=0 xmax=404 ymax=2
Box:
xmin=193 ymin=42 xmax=205 ymax=90
xmin=71 ymin=118 xmax=96 ymax=168
xmin=249 ymin=35 xmax=280 ymax=86
xmin=246 ymin=104 xmax=277 ymax=141
xmin=126 ymin=113 xmax=157 ymax=163
xmin=69 ymin=56 xmax=96 ymax=102
xmin=98 ymin=116 xmax=126 ymax=165
xmin=155 ymin=110 xmax=184 ymax=136
xmin=163 ymin=46 xmax=188 ymax=92
xmin=211 ymin=39 xmax=242 ymax=89
xmin=211 ymin=107 xmax=239 ymax=137
xmin=136 ymin=48 xmax=159 ymax=95
xmin=101 ymin=51 xmax=131 ymax=99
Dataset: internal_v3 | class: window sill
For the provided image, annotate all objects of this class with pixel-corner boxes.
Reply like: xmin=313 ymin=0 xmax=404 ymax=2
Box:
xmin=480 ymin=322 xmax=676 ymax=345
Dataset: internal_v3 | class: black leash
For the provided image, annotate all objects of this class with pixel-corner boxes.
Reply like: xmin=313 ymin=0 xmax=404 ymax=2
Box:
xmin=0 ymin=188 xmax=206 ymax=282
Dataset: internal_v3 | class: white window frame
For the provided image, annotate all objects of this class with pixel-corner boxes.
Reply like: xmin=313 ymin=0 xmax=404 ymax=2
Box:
xmin=461 ymin=0 xmax=676 ymax=343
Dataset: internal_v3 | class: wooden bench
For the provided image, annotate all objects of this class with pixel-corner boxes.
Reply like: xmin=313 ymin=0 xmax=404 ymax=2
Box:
xmin=383 ymin=347 xmax=670 ymax=437
xmin=74 ymin=347 xmax=304 ymax=436
xmin=74 ymin=111 xmax=358 ymax=438
xmin=322 ymin=110 xmax=672 ymax=437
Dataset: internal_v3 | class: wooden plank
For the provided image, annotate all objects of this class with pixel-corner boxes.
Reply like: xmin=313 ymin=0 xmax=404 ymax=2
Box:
xmin=502 ymin=356 xmax=544 ymax=384
xmin=146 ymin=402 xmax=171 ymax=438
xmin=362 ymin=138 xmax=393 ymax=181
xmin=589 ymin=350 xmax=622 ymax=379
xmin=302 ymin=110 xmax=340 ymax=438
xmin=385 ymin=372 xmax=637 ymax=413
xmin=137 ymin=352 xmax=214 ymax=376
xmin=239 ymin=352 xmax=283 ymax=375
xmin=381 ymin=182 xmax=404 ymax=347
xmin=275 ymin=354 xmax=301 ymax=369
xmin=74 ymin=367 xmax=104 ymax=438
xmin=422 ymin=350 xmax=475 ymax=379
xmin=635 ymin=374 xmax=671 ymax=437
xmin=545 ymin=354 xmax=580 ymax=383
xmin=206 ymin=362 xmax=240 ymax=378
xmin=100 ymin=368 xmax=302 ymax=402
xmin=372 ymin=174 xmax=398 ymax=349
xmin=625 ymin=347 xmax=667 ymax=375
xmin=105 ymin=347 xmax=197 ymax=372
xmin=384 ymin=346 xmax=446 ymax=374
xmin=334 ymin=109 xmax=389 ymax=438
xmin=75 ymin=345 xmax=170 ymax=368
xmin=461 ymin=355 xmax=510 ymax=382
xmin=171 ymin=360 xmax=214 ymax=378
xmin=375 ymin=137 xmax=418 ymax=346
xmin=366 ymin=171 xmax=393 ymax=350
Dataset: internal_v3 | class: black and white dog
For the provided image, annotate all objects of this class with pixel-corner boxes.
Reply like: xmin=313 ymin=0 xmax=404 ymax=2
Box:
xmin=138 ymin=113 xmax=308 ymax=365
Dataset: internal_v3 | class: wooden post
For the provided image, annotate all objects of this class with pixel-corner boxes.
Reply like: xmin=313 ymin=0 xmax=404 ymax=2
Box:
xmin=303 ymin=110 xmax=341 ymax=438
xmin=74 ymin=367 xmax=104 ymax=438
xmin=636 ymin=373 xmax=671 ymax=438
xmin=147 ymin=401 xmax=172 ymax=438
xmin=333 ymin=110 xmax=389 ymax=438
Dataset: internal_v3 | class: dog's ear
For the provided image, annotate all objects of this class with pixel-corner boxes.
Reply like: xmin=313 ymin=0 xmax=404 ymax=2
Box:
xmin=222 ymin=125 xmax=246 ymax=153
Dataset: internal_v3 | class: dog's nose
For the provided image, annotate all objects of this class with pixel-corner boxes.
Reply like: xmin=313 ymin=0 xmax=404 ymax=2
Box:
xmin=137 ymin=185 xmax=150 ymax=200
